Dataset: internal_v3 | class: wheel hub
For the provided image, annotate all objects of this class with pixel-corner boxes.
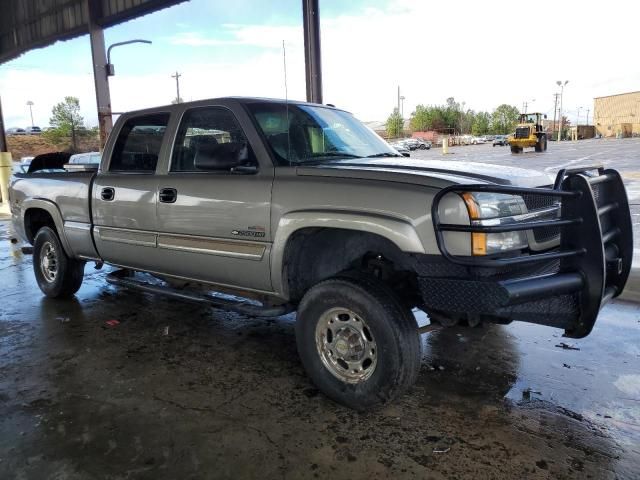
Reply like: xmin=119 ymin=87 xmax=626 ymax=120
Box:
xmin=40 ymin=241 xmax=58 ymax=283
xmin=315 ymin=308 xmax=377 ymax=384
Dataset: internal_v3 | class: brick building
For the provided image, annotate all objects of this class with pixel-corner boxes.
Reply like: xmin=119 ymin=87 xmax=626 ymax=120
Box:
xmin=594 ymin=91 xmax=640 ymax=138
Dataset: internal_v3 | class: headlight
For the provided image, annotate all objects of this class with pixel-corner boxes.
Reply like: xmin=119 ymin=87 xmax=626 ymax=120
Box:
xmin=460 ymin=192 xmax=528 ymax=255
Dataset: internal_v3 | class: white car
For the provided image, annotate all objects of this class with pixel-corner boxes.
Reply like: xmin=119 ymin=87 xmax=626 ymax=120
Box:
xmin=68 ymin=152 xmax=101 ymax=165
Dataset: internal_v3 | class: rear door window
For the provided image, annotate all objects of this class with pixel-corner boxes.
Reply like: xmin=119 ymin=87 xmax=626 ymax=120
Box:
xmin=109 ymin=113 xmax=170 ymax=172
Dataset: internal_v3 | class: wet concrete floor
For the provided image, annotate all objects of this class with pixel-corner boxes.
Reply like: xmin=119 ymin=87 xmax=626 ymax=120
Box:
xmin=1 ymin=217 xmax=639 ymax=479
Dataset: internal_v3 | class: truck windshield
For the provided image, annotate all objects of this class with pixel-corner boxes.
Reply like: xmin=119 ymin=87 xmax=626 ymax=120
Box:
xmin=246 ymin=102 xmax=398 ymax=165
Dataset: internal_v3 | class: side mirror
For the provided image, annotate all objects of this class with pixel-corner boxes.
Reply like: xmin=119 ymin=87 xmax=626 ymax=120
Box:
xmin=194 ymin=142 xmax=249 ymax=170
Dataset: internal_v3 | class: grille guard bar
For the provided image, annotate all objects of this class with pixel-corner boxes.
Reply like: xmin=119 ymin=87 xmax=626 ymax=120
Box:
xmin=431 ymin=166 xmax=633 ymax=338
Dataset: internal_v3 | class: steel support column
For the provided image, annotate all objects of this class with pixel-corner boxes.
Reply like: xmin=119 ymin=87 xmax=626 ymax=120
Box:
xmin=0 ymin=96 xmax=7 ymax=152
xmin=302 ymin=0 xmax=323 ymax=104
xmin=88 ymin=0 xmax=112 ymax=149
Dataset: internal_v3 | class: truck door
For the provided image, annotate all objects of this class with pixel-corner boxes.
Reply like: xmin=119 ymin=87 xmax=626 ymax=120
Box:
xmin=92 ymin=113 xmax=171 ymax=271
xmin=155 ymin=105 xmax=274 ymax=292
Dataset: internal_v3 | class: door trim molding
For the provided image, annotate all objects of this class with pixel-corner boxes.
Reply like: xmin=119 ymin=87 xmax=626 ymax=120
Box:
xmin=157 ymin=233 xmax=266 ymax=260
xmin=95 ymin=226 xmax=157 ymax=247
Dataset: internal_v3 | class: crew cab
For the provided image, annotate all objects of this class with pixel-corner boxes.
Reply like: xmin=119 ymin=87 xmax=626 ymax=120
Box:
xmin=9 ymin=97 xmax=633 ymax=410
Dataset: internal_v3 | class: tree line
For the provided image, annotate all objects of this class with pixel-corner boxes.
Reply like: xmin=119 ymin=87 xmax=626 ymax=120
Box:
xmin=386 ymin=97 xmax=521 ymax=138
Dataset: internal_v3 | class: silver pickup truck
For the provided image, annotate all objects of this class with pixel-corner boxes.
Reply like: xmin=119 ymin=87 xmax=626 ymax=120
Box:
xmin=9 ymin=97 xmax=633 ymax=410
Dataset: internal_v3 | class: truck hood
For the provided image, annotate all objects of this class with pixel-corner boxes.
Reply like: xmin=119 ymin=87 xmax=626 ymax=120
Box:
xmin=297 ymin=159 xmax=554 ymax=188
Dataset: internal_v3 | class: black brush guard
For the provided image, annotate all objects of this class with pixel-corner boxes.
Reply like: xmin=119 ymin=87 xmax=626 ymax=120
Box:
xmin=430 ymin=166 xmax=633 ymax=338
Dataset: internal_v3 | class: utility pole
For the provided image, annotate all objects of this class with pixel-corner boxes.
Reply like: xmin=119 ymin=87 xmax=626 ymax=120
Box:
xmin=171 ymin=71 xmax=182 ymax=103
xmin=552 ymin=93 xmax=559 ymax=140
xmin=585 ymin=108 xmax=590 ymax=125
xmin=557 ymin=80 xmax=568 ymax=141
xmin=397 ymin=85 xmax=400 ymax=114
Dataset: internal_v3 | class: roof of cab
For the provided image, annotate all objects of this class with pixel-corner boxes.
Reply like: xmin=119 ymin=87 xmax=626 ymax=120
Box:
xmin=118 ymin=96 xmax=343 ymax=118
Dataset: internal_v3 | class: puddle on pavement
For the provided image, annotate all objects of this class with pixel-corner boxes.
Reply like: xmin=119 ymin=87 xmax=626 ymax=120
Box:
xmin=2 ymin=219 xmax=639 ymax=478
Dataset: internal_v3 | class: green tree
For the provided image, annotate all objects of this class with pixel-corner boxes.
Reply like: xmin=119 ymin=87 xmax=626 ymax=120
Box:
xmin=386 ymin=108 xmax=404 ymax=138
xmin=459 ymin=109 xmax=475 ymax=135
xmin=46 ymin=96 xmax=85 ymax=150
xmin=490 ymin=104 xmax=519 ymax=134
xmin=471 ymin=111 xmax=491 ymax=136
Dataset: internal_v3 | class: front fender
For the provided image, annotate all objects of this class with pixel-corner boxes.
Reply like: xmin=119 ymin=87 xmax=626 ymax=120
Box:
xmin=270 ymin=210 xmax=425 ymax=296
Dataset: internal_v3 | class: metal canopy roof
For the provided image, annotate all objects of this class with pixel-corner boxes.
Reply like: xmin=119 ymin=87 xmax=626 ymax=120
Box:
xmin=0 ymin=0 xmax=186 ymax=63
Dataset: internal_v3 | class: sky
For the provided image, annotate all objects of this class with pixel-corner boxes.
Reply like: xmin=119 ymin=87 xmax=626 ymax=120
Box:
xmin=1 ymin=0 xmax=639 ymax=129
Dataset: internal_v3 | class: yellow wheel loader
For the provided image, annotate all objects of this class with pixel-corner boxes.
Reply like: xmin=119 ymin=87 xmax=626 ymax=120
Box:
xmin=508 ymin=113 xmax=548 ymax=154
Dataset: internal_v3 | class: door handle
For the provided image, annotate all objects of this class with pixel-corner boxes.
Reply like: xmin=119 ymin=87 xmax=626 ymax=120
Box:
xmin=101 ymin=187 xmax=115 ymax=201
xmin=159 ymin=188 xmax=177 ymax=203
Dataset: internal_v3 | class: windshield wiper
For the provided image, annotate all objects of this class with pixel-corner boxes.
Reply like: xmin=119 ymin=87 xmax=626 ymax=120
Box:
xmin=365 ymin=152 xmax=403 ymax=158
xmin=310 ymin=152 xmax=362 ymax=159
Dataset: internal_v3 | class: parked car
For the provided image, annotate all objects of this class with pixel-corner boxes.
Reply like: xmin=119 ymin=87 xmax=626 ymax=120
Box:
xmin=414 ymin=139 xmax=431 ymax=150
xmin=472 ymin=136 xmax=486 ymax=144
xmin=6 ymin=127 xmax=26 ymax=135
xmin=25 ymin=126 xmax=42 ymax=134
xmin=390 ymin=142 xmax=410 ymax=157
xmin=493 ymin=135 xmax=509 ymax=146
xmin=15 ymin=156 xmax=34 ymax=173
xmin=10 ymin=97 xmax=632 ymax=410
xmin=68 ymin=152 xmax=101 ymax=165
xmin=403 ymin=138 xmax=421 ymax=150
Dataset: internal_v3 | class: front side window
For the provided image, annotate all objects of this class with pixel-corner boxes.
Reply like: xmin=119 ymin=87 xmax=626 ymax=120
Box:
xmin=246 ymin=103 xmax=399 ymax=165
xmin=171 ymin=107 xmax=255 ymax=172
xmin=109 ymin=113 xmax=169 ymax=172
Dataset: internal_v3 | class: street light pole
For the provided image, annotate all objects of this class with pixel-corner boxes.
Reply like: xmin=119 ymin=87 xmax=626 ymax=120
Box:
xmin=552 ymin=93 xmax=559 ymax=139
xmin=400 ymin=95 xmax=405 ymax=118
xmin=26 ymin=101 xmax=34 ymax=127
xmin=556 ymin=80 xmax=569 ymax=141
xmin=106 ymin=39 xmax=152 ymax=76
xmin=576 ymin=107 xmax=582 ymax=127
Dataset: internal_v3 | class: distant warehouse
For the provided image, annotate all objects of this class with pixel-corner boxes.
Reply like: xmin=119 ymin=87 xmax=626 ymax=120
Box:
xmin=594 ymin=91 xmax=640 ymax=138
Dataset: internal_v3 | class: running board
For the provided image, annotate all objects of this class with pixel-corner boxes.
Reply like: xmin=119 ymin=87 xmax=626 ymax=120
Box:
xmin=106 ymin=269 xmax=294 ymax=317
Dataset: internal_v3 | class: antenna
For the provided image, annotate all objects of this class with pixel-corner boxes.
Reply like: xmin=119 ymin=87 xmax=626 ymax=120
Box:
xmin=283 ymin=40 xmax=291 ymax=164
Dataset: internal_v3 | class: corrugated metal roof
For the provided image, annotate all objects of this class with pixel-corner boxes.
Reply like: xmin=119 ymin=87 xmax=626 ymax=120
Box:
xmin=0 ymin=0 xmax=186 ymax=63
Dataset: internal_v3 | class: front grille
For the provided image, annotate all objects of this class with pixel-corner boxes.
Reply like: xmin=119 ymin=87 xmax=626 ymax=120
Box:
xmin=522 ymin=191 xmax=556 ymax=210
xmin=515 ymin=127 xmax=530 ymax=139
xmin=522 ymin=188 xmax=561 ymax=244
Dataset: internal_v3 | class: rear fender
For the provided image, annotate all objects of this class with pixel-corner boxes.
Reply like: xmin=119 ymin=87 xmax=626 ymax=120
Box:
xmin=22 ymin=199 xmax=74 ymax=257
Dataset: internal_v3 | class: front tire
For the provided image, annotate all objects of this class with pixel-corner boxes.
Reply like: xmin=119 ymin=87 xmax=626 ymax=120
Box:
xmin=295 ymin=274 xmax=421 ymax=410
xmin=33 ymin=227 xmax=85 ymax=298
xmin=535 ymin=134 xmax=547 ymax=152
xmin=510 ymin=145 xmax=521 ymax=154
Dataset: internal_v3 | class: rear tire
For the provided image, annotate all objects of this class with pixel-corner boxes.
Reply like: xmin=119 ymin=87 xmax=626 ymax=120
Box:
xmin=295 ymin=274 xmax=421 ymax=410
xmin=33 ymin=227 xmax=85 ymax=298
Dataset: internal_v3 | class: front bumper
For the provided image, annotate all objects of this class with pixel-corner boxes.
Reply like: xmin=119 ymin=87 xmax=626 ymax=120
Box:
xmin=508 ymin=137 xmax=536 ymax=147
xmin=424 ymin=166 xmax=633 ymax=338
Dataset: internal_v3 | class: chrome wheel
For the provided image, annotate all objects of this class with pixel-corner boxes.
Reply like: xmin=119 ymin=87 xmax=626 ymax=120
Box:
xmin=315 ymin=307 xmax=377 ymax=384
xmin=40 ymin=241 xmax=58 ymax=283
